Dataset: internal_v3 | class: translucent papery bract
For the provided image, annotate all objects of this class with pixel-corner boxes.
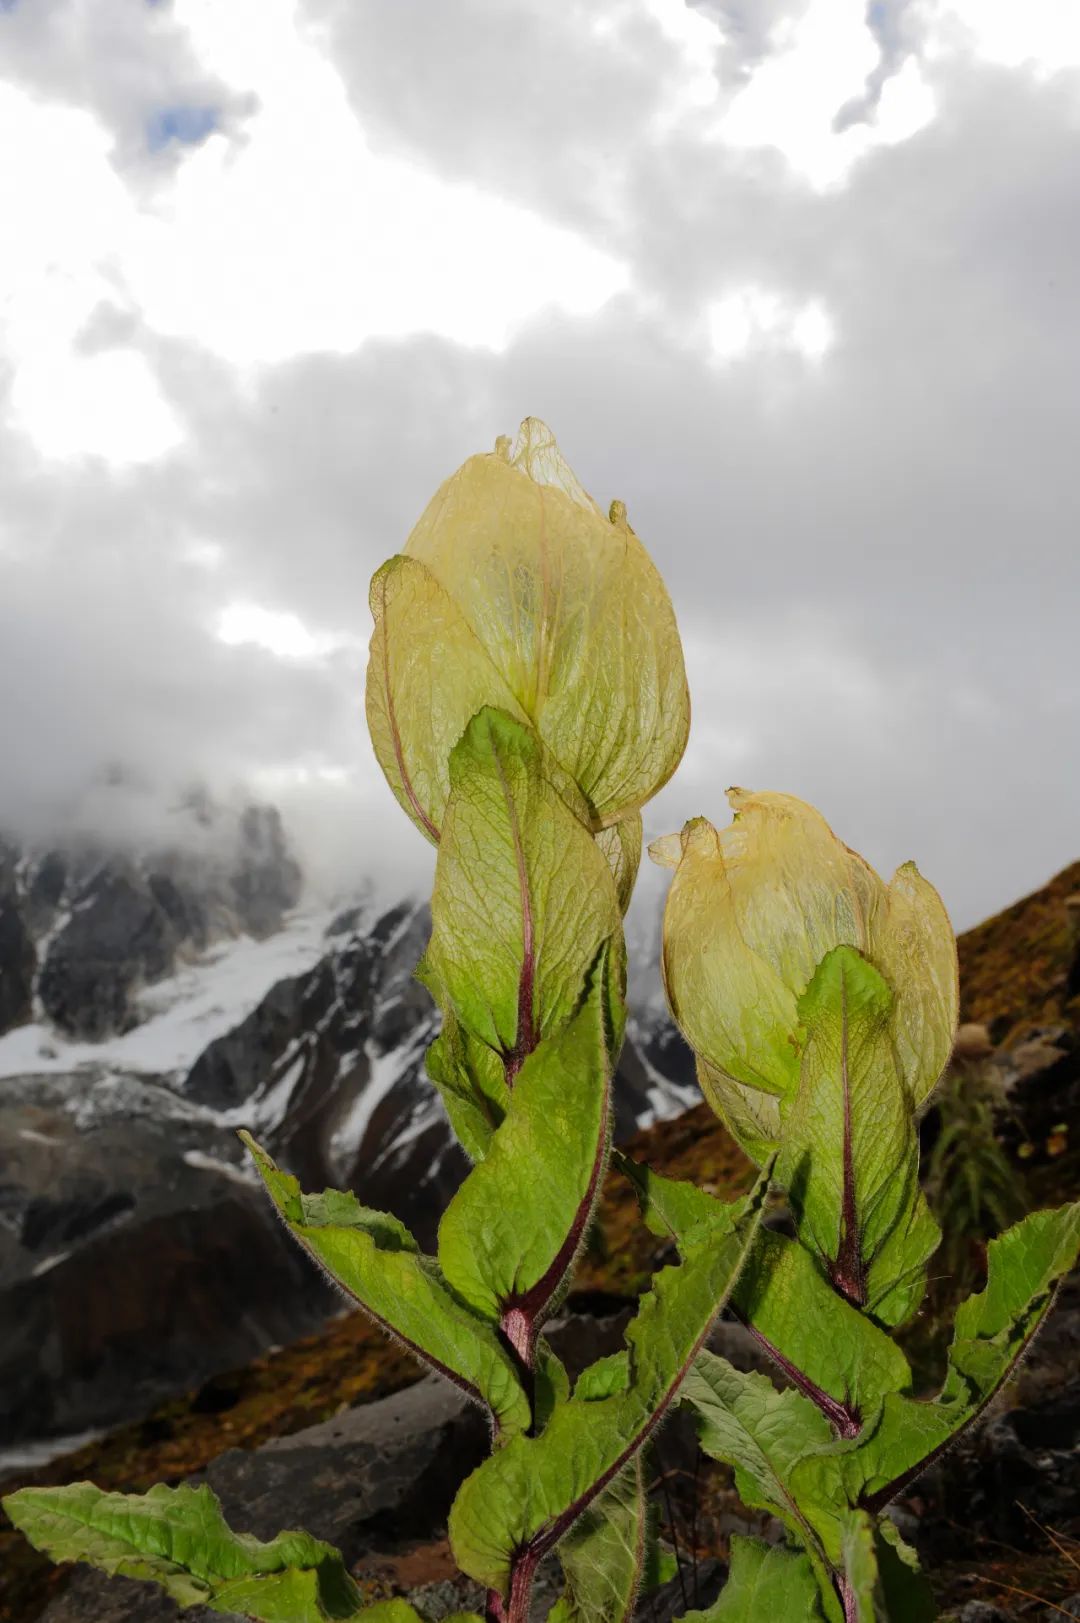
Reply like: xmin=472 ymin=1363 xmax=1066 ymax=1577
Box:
xmin=401 ymin=418 xmax=689 ymax=830
xmin=596 ymin=811 xmax=643 ymax=916
xmin=656 ymin=816 xmax=801 ymax=1099
xmin=869 ymin=861 xmax=959 ymax=1108
xmin=717 ymin=789 xmax=872 ymax=994
xmin=651 ymin=790 xmax=959 ymax=1158
xmin=697 ymin=1055 xmax=783 ymax=1168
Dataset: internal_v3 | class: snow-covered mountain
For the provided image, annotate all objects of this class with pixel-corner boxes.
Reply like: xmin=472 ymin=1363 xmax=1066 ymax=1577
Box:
xmin=0 ymin=810 xmax=697 ymax=1464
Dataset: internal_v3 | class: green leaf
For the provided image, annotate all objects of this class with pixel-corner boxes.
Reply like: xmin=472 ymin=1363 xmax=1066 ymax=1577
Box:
xmin=681 ymin=1353 xmax=840 ymax=1615
xmin=241 ymin=1134 xmax=530 ymax=1439
xmin=1 ymin=1481 xmax=368 ymax=1621
xmin=834 ymin=1200 xmax=1080 ymax=1512
xmin=438 ymin=947 xmax=616 ymax=1326
xmin=424 ymin=1012 xmax=508 ymax=1162
xmin=873 ymin=1520 xmax=936 ymax=1622
xmin=777 ymin=946 xmax=939 ymax=1326
xmin=679 ymin=1536 xmax=826 ymax=1621
xmin=840 ymin=1511 xmax=877 ymax=1622
xmin=534 ymin=1339 xmax=571 ymax=1432
xmin=836 ymin=1511 xmax=935 ymax=1623
xmin=546 ymin=1457 xmax=649 ymax=1623
xmin=731 ymin=1229 xmax=912 ymax=1431
xmin=573 ymin=1352 xmax=629 ymax=1402
xmin=448 ymin=1171 xmax=769 ymax=1596
xmin=422 ymin=708 xmax=622 ymax=1069
xmin=615 ymin=1151 xmax=746 ymax=1251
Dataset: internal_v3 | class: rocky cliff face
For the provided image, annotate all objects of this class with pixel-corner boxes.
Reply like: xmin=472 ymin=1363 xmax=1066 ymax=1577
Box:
xmin=0 ymin=803 xmax=302 ymax=1043
xmin=0 ymin=814 xmax=696 ymax=1461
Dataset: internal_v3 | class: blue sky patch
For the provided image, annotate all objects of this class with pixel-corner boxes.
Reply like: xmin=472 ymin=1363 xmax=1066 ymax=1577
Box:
xmin=147 ymin=105 xmax=218 ymax=152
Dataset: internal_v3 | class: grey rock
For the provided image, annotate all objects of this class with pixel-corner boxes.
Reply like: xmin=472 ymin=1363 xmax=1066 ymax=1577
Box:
xmin=37 ymin=1366 xmax=727 ymax=1623
xmin=953 ymin=1604 xmax=1010 ymax=1622
xmin=231 ymin=805 xmax=303 ymax=938
xmin=0 ymin=1074 xmax=335 ymax=1449
xmin=0 ymin=887 xmax=34 ymax=1035
xmin=38 ymin=862 xmax=180 ymax=1039
xmin=23 ymin=849 xmax=67 ymax=936
xmin=38 ymin=1377 xmax=489 ymax=1623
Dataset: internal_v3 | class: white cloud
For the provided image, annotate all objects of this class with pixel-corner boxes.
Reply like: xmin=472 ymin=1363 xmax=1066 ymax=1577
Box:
xmin=0 ymin=82 xmax=184 ymax=464
xmin=0 ymin=0 xmax=1078 ymax=932
xmin=707 ymin=287 xmax=835 ymax=362
xmin=11 ymin=347 xmax=183 ymax=465
xmin=717 ymin=0 xmax=936 ymax=187
xmin=0 ymin=0 xmax=628 ymax=460
xmin=216 ymin=603 xmax=357 ymax=661
xmin=933 ymin=0 xmax=1080 ymax=76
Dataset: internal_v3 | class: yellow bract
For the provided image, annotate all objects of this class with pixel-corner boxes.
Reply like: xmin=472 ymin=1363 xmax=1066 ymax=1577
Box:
xmin=651 ymin=789 xmax=959 ymax=1160
xmin=366 ymin=419 xmax=689 ymax=844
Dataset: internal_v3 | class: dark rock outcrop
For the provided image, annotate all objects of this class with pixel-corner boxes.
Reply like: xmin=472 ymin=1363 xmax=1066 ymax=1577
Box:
xmin=230 ymin=806 xmax=303 ymax=939
xmin=38 ymin=864 xmax=180 ymax=1039
xmin=36 ymin=1377 xmax=487 ymax=1623
xmin=0 ymin=890 xmax=34 ymax=1036
xmin=3 ymin=799 xmax=305 ymax=1044
xmin=0 ymin=1074 xmax=336 ymax=1450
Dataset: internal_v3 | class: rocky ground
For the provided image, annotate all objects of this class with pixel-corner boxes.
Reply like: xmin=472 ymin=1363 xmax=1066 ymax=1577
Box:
xmin=1 ymin=857 xmax=1078 ymax=1621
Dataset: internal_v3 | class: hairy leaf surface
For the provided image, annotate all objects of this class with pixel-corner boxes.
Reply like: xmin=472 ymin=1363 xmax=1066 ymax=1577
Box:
xmin=777 ymin=946 xmax=939 ymax=1325
xmin=423 ymin=1011 xmax=508 ymax=1162
xmin=423 ymin=709 xmax=622 ymax=1067
xmin=731 ymin=1229 xmax=911 ymax=1429
xmin=840 ymin=1510 xmax=878 ymax=1622
xmin=680 ymin=1536 xmax=825 ymax=1620
xmin=546 ymin=1458 xmax=650 ymax=1623
xmin=828 ymin=1201 xmax=1080 ymax=1511
xmin=242 ymin=1135 xmax=530 ymax=1438
xmin=2 ymin=1481 xmax=368 ymax=1621
xmin=438 ymin=948 xmax=616 ymax=1324
xmin=682 ymin=1353 xmax=839 ymax=1609
xmin=448 ymin=1174 xmax=768 ymax=1595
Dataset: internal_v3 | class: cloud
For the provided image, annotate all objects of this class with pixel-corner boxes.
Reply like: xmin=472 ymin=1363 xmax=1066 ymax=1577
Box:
xmin=0 ymin=0 xmax=1078 ymax=931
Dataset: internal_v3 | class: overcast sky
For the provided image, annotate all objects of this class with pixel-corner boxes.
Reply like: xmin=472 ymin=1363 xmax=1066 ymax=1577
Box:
xmin=1 ymin=0 xmax=1077 ymax=930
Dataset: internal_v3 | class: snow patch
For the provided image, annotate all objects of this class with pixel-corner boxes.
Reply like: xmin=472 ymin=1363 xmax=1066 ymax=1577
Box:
xmin=31 ymin=1250 xmax=71 ymax=1278
xmin=181 ymin=1150 xmax=254 ymax=1186
xmin=329 ymin=1023 xmax=431 ymax=1176
xmin=0 ymin=909 xmax=336 ymax=1083
xmin=0 ymin=1426 xmax=106 ymax=1477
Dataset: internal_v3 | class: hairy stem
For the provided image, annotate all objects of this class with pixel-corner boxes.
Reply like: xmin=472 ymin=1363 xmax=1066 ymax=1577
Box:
xmin=487 ymin=1545 xmax=542 ymax=1623
xmin=838 ymin=1575 xmax=859 ymax=1623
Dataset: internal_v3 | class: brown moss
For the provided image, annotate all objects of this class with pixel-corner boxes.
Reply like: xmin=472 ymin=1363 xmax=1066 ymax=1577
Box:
xmin=957 ymin=859 xmax=1080 ymax=1045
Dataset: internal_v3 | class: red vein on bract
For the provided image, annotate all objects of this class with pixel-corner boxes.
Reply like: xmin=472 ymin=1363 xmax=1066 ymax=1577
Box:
xmin=491 ymin=727 xmax=537 ymax=1085
xmin=831 ymin=968 xmax=867 ymax=1308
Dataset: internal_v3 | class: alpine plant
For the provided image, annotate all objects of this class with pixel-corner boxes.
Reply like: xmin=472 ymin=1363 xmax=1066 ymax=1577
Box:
xmin=7 ymin=422 xmax=1077 ymax=1623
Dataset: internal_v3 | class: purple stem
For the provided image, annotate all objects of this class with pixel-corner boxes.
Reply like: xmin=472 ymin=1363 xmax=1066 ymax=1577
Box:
xmin=735 ymin=1312 xmax=862 ymax=1438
